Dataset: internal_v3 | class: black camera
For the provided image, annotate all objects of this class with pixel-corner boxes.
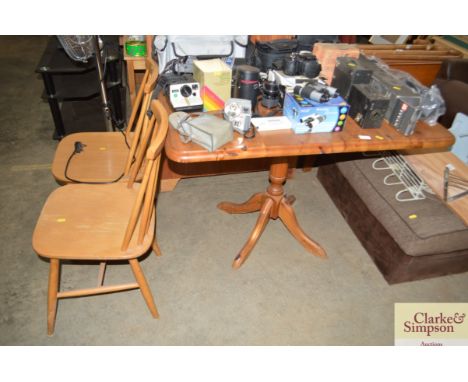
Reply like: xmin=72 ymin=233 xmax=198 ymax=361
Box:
xmin=348 ymin=83 xmax=390 ymax=129
xmin=331 ymin=57 xmax=373 ymax=100
xmin=283 ymin=52 xmax=321 ymax=78
xmin=293 ymin=79 xmax=339 ymax=103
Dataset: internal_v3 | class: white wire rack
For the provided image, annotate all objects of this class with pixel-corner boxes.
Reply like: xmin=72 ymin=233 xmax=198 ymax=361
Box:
xmin=444 ymin=164 xmax=468 ymax=202
xmin=366 ymin=151 xmax=434 ymax=202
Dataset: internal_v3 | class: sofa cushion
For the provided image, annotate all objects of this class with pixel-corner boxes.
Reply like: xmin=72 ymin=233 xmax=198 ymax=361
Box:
xmin=336 ymin=155 xmax=468 ymax=256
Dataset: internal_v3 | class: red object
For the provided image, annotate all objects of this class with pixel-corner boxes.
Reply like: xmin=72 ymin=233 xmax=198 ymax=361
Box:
xmin=339 ymin=36 xmax=357 ymax=44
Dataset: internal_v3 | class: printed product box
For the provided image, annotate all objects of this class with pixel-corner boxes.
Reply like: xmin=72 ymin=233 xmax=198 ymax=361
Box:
xmin=283 ymin=92 xmax=350 ymax=134
xmin=193 ymin=59 xmax=232 ymax=111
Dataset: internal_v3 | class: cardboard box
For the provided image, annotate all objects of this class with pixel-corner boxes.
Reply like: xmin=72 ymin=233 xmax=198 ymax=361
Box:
xmin=283 ymin=92 xmax=349 ymax=134
xmin=313 ymin=43 xmax=360 ymax=84
xmin=193 ymin=59 xmax=232 ymax=111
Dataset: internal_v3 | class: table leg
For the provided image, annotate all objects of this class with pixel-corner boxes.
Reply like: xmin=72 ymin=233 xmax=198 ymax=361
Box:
xmin=278 ymin=197 xmax=326 ymax=258
xmin=302 ymin=155 xmax=317 ymax=172
xmin=219 ymin=157 xmax=327 ymax=269
xmin=218 ymin=192 xmax=267 ymax=214
xmin=232 ymin=198 xmax=274 ymax=268
xmin=287 ymin=156 xmax=298 ymax=179
xmin=126 ymin=60 xmax=136 ymax=107
xmin=160 ymin=178 xmax=180 ymax=193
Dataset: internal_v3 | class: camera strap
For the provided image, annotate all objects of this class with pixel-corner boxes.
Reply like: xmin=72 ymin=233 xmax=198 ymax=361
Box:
xmin=173 ymin=113 xmax=194 ymax=143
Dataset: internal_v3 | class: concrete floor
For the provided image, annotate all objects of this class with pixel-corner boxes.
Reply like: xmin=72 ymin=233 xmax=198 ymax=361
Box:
xmin=0 ymin=36 xmax=467 ymax=345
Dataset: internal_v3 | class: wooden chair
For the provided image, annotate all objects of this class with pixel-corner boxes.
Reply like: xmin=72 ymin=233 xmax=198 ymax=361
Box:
xmin=51 ymin=58 xmax=159 ymax=184
xmin=32 ymin=99 xmax=168 ymax=335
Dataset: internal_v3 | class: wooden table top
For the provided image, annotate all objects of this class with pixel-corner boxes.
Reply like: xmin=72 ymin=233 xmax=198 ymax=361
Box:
xmin=164 ymin=113 xmax=455 ymax=164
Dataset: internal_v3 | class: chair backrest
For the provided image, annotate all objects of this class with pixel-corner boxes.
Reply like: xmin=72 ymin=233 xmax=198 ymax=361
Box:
xmin=124 ymin=58 xmax=159 ymax=175
xmin=121 ymin=99 xmax=169 ymax=251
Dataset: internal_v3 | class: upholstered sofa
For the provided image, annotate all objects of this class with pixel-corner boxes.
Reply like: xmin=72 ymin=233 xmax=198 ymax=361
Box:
xmin=317 ymin=154 xmax=468 ymax=284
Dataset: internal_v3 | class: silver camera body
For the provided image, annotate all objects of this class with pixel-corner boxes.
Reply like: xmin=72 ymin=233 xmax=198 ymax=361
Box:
xmin=224 ymin=98 xmax=252 ymax=134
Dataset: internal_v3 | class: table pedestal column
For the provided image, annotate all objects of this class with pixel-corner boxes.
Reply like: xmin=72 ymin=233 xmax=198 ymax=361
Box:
xmin=218 ymin=157 xmax=327 ymax=269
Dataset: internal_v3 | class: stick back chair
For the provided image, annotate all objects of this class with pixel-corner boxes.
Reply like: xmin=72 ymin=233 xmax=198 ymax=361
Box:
xmin=51 ymin=58 xmax=159 ymax=184
xmin=33 ymin=99 xmax=168 ymax=335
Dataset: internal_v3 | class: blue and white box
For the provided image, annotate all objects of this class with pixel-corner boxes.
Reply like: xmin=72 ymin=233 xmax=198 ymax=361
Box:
xmin=283 ymin=92 xmax=350 ymax=134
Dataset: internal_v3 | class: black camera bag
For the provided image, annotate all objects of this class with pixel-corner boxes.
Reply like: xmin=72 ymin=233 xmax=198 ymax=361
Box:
xmin=253 ymin=39 xmax=298 ymax=72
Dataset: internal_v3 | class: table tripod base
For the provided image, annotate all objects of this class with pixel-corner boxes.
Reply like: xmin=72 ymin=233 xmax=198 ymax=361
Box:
xmin=219 ymin=192 xmax=327 ymax=269
xmin=218 ymin=157 xmax=327 ymax=269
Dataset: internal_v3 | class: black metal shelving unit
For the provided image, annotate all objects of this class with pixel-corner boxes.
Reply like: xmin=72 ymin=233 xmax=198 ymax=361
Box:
xmin=36 ymin=36 xmax=125 ymax=140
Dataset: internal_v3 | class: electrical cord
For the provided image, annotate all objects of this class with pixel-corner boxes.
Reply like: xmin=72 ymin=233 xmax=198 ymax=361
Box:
xmin=64 ymin=131 xmax=136 ymax=184
xmin=118 ymin=128 xmax=131 ymax=149
xmin=243 ymin=127 xmax=256 ymax=140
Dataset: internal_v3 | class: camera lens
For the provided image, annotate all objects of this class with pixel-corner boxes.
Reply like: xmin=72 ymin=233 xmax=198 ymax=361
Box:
xmin=180 ymin=85 xmax=192 ymax=98
xmin=370 ymin=110 xmax=382 ymax=120
xmin=234 ymin=65 xmax=260 ymax=108
xmin=261 ymin=81 xmax=280 ymax=109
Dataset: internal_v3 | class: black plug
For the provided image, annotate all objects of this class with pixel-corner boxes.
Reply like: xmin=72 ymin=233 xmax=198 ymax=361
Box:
xmin=74 ymin=141 xmax=85 ymax=154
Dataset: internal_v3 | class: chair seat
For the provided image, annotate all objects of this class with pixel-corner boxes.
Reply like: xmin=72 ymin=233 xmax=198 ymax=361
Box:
xmin=32 ymin=182 xmax=154 ymax=261
xmin=51 ymin=132 xmax=137 ymax=184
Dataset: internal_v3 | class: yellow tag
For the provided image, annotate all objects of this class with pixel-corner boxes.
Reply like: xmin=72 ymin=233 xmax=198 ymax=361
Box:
xmin=408 ymin=214 xmax=418 ymax=220
xmin=393 ymin=86 xmax=401 ymax=91
xmin=375 ymin=135 xmax=384 ymax=140
xmin=347 ymin=62 xmax=356 ymax=67
xmin=56 ymin=218 xmax=66 ymax=223
xmin=99 ymin=147 xmax=107 ymax=151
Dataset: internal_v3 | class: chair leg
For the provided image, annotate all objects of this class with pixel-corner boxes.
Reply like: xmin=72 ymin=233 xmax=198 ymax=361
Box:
xmin=152 ymin=215 xmax=162 ymax=256
xmin=129 ymin=259 xmax=159 ymax=318
xmin=97 ymin=262 xmax=106 ymax=286
xmin=152 ymin=239 xmax=162 ymax=257
xmin=47 ymin=259 xmax=60 ymax=336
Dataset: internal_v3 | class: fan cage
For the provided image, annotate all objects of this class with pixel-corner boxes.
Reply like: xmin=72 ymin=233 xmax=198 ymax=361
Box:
xmin=57 ymin=35 xmax=95 ymax=63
